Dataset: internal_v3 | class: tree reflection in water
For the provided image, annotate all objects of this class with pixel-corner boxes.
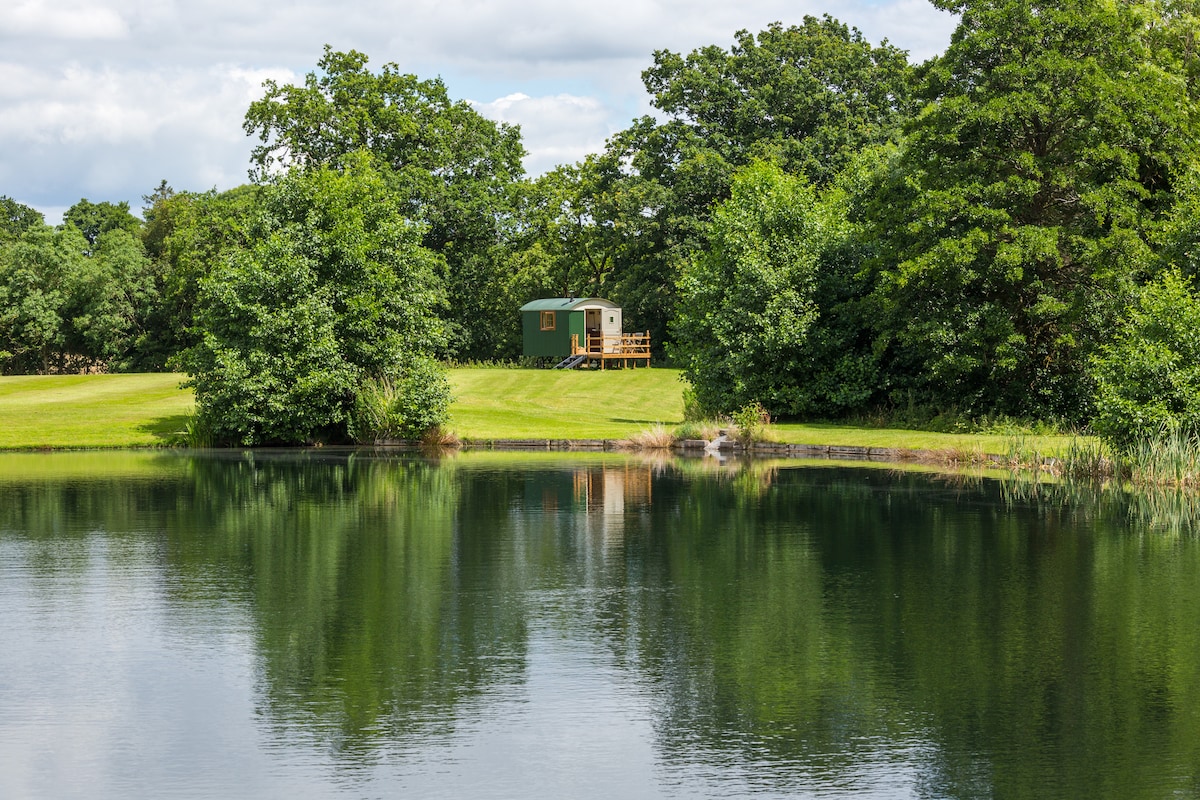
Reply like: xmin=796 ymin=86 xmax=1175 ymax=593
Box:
xmin=2 ymin=451 xmax=1199 ymax=798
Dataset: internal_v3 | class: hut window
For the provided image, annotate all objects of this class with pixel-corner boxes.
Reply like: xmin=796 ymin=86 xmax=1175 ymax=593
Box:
xmin=540 ymin=311 xmax=556 ymax=331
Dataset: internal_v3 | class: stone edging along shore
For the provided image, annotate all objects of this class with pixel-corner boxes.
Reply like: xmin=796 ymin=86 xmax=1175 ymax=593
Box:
xmin=455 ymin=437 xmax=1012 ymax=466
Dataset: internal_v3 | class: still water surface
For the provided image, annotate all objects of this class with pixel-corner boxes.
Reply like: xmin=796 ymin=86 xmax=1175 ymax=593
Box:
xmin=1 ymin=450 xmax=1199 ymax=799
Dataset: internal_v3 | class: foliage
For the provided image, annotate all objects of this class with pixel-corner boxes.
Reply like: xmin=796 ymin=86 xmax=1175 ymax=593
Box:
xmin=673 ymin=419 xmax=724 ymax=441
xmin=244 ymin=46 xmax=525 ymax=360
xmin=1122 ymin=426 xmax=1200 ymax=487
xmin=350 ymin=356 xmax=452 ymax=442
xmin=731 ymin=401 xmax=772 ymax=444
xmin=506 ymin=18 xmax=914 ymax=360
xmin=643 ymin=16 xmax=913 ymax=186
xmin=0 ymin=225 xmax=83 ymax=373
xmin=62 ymin=198 xmax=142 ymax=248
xmin=139 ymin=184 xmax=261 ymax=364
xmin=671 ymin=161 xmax=850 ymax=416
xmin=68 ymin=229 xmax=161 ymax=371
xmin=0 ymin=196 xmax=44 ymax=240
xmin=863 ymin=0 xmax=1200 ymax=420
xmin=1091 ymin=271 xmax=1200 ymax=450
xmin=680 ymin=384 xmax=708 ymax=422
xmin=0 ymin=216 xmax=165 ymax=374
xmin=180 ymin=155 xmax=447 ymax=446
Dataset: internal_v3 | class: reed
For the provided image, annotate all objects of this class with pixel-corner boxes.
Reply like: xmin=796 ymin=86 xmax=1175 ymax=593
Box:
xmin=623 ymin=423 xmax=677 ymax=450
xmin=1123 ymin=427 xmax=1200 ymax=488
xmin=167 ymin=412 xmax=214 ymax=448
xmin=674 ymin=420 xmax=724 ymax=441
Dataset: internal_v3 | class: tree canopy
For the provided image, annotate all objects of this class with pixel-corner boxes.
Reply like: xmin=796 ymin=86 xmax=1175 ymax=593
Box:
xmin=858 ymin=0 xmax=1200 ymax=419
xmin=180 ymin=154 xmax=446 ymax=445
xmin=244 ymin=46 xmax=526 ymax=359
xmin=644 ymin=16 xmax=913 ymax=186
xmin=1 ymin=196 xmax=44 ymax=240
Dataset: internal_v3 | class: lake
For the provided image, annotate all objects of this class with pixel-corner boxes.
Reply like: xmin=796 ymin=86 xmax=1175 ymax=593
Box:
xmin=1 ymin=450 xmax=1198 ymax=799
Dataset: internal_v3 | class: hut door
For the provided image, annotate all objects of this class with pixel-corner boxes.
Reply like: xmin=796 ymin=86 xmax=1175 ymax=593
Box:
xmin=580 ymin=309 xmax=600 ymax=352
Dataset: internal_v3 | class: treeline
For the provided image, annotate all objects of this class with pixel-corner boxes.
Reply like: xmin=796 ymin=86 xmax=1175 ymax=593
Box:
xmin=3 ymin=0 xmax=1200 ymax=446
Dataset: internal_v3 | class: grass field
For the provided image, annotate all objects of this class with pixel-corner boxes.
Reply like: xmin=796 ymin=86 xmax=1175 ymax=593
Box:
xmin=447 ymin=367 xmax=685 ymax=439
xmin=0 ymin=374 xmax=194 ymax=449
xmin=0 ymin=368 xmax=1088 ymax=455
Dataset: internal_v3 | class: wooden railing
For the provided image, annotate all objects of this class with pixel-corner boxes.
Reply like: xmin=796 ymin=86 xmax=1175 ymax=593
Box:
xmin=572 ymin=332 xmax=651 ymax=357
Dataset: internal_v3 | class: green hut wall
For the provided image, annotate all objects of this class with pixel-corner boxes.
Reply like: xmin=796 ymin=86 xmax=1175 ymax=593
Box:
xmin=519 ymin=298 xmax=618 ymax=358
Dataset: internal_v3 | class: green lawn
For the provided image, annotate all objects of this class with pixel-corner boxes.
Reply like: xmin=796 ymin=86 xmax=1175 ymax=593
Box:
xmin=0 ymin=368 xmax=1090 ymax=455
xmin=0 ymin=374 xmax=194 ymax=449
xmin=447 ymin=367 xmax=686 ymax=439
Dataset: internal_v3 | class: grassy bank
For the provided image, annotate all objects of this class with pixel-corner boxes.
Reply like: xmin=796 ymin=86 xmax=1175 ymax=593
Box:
xmin=445 ymin=367 xmax=1084 ymax=455
xmin=0 ymin=368 xmax=1085 ymax=456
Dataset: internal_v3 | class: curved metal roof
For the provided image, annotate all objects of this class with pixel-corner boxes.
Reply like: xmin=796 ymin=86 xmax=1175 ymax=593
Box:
xmin=519 ymin=297 xmax=619 ymax=312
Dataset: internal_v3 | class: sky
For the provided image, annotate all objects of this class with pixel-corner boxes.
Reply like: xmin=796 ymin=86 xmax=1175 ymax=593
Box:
xmin=0 ymin=0 xmax=958 ymax=223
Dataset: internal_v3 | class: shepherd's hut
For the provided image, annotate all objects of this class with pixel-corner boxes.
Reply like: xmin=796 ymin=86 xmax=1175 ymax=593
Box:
xmin=519 ymin=297 xmax=650 ymax=369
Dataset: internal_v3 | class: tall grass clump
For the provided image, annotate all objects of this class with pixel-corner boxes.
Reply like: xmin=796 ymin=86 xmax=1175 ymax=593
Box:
xmin=1059 ymin=438 xmax=1117 ymax=481
xmin=349 ymin=357 xmax=453 ymax=443
xmin=172 ymin=412 xmax=214 ymax=448
xmin=625 ymin=423 xmax=677 ymax=450
xmin=674 ymin=420 xmax=724 ymax=441
xmin=1123 ymin=426 xmax=1200 ymax=488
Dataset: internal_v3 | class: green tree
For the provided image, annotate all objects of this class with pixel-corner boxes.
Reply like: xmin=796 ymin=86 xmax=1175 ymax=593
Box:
xmin=62 ymin=198 xmax=141 ymax=248
xmin=67 ymin=229 xmax=160 ymax=371
xmin=139 ymin=184 xmax=261 ymax=364
xmin=863 ymin=0 xmax=1200 ymax=420
xmin=0 ymin=196 xmax=44 ymax=240
xmin=244 ymin=46 xmax=525 ymax=359
xmin=521 ymin=154 xmax=670 ymax=297
xmin=671 ymin=162 xmax=851 ymax=415
xmin=643 ymin=16 xmax=913 ymax=186
xmin=180 ymin=155 xmax=447 ymax=445
xmin=0 ymin=226 xmax=88 ymax=373
xmin=552 ymin=18 xmax=913 ymax=357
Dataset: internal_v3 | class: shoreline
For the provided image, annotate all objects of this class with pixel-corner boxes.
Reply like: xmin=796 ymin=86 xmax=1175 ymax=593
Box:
xmin=0 ymin=437 xmax=996 ymax=465
xmin=458 ymin=437 xmax=1025 ymax=467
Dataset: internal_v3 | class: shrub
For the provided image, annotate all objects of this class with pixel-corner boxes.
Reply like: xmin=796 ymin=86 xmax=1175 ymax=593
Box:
xmin=731 ymin=401 xmax=771 ymax=444
xmin=1092 ymin=271 xmax=1200 ymax=451
xmin=350 ymin=357 xmax=453 ymax=442
xmin=181 ymin=155 xmax=447 ymax=445
xmin=681 ymin=384 xmax=709 ymax=422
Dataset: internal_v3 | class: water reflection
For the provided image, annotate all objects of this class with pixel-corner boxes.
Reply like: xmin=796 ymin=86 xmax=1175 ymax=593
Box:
xmin=2 ymin=452 xmax=1200 ymax=798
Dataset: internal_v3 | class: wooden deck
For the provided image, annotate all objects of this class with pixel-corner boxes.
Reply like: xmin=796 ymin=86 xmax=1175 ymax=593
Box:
xmin=570 ymin=333 xmax=651 ymax=369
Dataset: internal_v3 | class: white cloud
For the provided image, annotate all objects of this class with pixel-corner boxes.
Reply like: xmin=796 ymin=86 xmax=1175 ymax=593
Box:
xmin=857 ymin=0 xmax=958 ymax=62
xmin=472 ymin=93 xmax=617 ymax=176
xmin=0 ymin=1 xmax=129 ymax=40
xmin=0 ymin=0 xmax=958 ymax=216
xmin=0 ymin=63 xmax=296 ymax=210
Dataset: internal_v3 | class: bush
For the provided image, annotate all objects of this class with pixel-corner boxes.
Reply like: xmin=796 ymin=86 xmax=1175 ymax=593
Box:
xmin=181 ymin=155 xmax=447 ymax=445
xmin=1092 ymin=271 xmax=1200 ymax=451
xmin=731 ymin=401 xmax=771 ymax=444
xmin=670 ymin=162 xmax=844 ymax=417
xmin=350 ymin=357 xmax=452 ymax=442
xmin=680 ymin=384 xmax=710 ymax=422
